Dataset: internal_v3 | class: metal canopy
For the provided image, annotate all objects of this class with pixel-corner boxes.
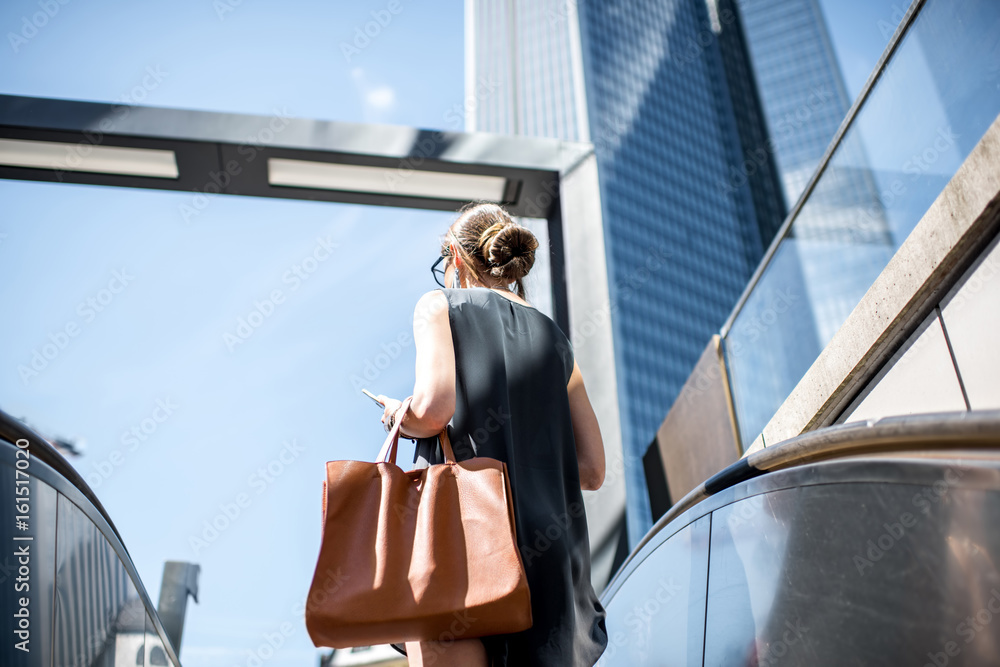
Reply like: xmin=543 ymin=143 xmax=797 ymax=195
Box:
xmin=0 ymin=94 xmax=592 ymax=217
xmin=0 ymin=94 xmax=627 ymax=578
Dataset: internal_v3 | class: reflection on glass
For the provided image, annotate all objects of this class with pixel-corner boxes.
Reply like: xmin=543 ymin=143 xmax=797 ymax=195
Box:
xmin=726 ymin=241 xmax=822 ymax=446
xmin=704 ymin=491 xmax=795 ymax=664
xmin=598 ymin=517 xmax=710 ymax=666
xmin=54 ymin=494 xmax=144 ymax=666
xmin=705 ymin=478 xmax=1000 ymax=665
xmin=145 ymin=613 xmax=172 ymax=666
xmin=725 ymin=0 xmax=1000 ymax=445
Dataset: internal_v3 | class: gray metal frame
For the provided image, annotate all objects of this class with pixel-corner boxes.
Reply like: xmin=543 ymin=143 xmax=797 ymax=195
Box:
xmin=0 ymin=93 xmax=595 ymax=336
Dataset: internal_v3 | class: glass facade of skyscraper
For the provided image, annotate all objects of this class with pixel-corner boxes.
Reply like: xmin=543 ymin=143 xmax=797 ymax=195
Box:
xmin=737 ymin=0 xmax=852 ymax=204
xmin=469 ymin=0 xmax=781 ymax=545
xmin=465 ymin=0 xmax=589 ymax=141
xmin=578 ymin=0 xmax=777 ymax=545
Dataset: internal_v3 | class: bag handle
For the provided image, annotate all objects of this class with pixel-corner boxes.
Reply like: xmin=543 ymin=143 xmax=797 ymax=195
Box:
xmin=375 ymin=395 xmax=456 ymax=464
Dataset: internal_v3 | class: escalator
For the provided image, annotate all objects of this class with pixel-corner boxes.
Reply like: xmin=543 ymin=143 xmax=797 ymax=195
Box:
xmin=0 ymin=409 xmax=193 ymax=667
xmin=599 ymin=411 xmax=1000 ymax=665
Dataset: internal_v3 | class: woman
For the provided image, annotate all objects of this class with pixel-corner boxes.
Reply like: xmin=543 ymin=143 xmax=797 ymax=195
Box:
xmin=376 ymin=202 xmax=609 ymax=666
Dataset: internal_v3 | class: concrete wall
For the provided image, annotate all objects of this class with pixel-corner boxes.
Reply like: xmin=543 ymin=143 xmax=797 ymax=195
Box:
xmin=559 ymin=152 xmax=627 ymax=588
xmin=841 ymin=232 xmax=1000 ymax=423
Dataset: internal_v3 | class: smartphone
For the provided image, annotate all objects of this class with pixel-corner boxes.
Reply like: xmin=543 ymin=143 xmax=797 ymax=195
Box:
xmin=361 ymin=389 xmax=385 ymax=408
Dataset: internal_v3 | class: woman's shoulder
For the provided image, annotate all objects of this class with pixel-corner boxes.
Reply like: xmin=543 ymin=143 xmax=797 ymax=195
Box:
xmin=413 ymin=289 xmax=450 ymax=325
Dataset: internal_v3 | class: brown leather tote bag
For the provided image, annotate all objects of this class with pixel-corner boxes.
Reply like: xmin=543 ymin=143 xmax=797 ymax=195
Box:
xmin=305 ymin=396 xmax=532 ymax=649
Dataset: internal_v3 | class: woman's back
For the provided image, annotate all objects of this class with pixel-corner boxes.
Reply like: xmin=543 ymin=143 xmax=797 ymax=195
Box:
xmin=413 ymin=286 xmax=608 ymax=666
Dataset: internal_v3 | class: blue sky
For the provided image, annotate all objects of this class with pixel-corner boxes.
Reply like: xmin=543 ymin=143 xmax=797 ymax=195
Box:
xmin=0 ymin=0 xmax=901 ymax=664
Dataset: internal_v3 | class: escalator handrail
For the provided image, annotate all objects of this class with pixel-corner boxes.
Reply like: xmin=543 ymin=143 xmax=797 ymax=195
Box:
xmin=610 ymin=409 xmax=1000 ymax=594
xmin=0 ymin=407 xmax=125 ymax=545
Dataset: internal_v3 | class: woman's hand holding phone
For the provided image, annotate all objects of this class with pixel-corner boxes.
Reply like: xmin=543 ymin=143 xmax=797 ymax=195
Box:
xmin=363 ymin=388 xmax=405 ymax=434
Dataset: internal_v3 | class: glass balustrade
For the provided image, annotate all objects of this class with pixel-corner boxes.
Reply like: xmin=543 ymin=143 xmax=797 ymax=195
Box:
xmin=724 ymin=0 xmax=1000 ymax=446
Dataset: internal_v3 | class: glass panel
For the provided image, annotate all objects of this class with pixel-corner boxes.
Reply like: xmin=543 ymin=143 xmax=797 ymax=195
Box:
xmin=726 ymin=241 xmax=822 ymax=446
xmin=598 ymin=517 xmax=710 ymax=666
xmin=725 ymin=0 xmax=1000 ymax=445
xmin=145 ymin=613 xmax=173 ymax=667
xmin=0 ymin=446 xmax=58 ymax=667
xmin=705 ymin=479 xmax=1000 ymax=664
xmin=54 ymin=493 xmax=144 ymax=667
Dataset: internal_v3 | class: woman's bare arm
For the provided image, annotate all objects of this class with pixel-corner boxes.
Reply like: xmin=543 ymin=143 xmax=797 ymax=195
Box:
xmin=405 ymin=289 xmax=456 ymax=437
xmin=567 ymin=360 xmax=605 ymax=490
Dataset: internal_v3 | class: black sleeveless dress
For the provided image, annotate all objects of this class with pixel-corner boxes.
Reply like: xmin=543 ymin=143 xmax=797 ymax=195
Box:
xmin=399 ymin=286 xmax=608 ymax=666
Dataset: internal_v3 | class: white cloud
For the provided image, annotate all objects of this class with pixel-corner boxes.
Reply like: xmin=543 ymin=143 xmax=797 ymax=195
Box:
xmin=366 ymin=85 xmax=396 ymax=110
xmin=350 ymin=67 xmax=396 ymax=118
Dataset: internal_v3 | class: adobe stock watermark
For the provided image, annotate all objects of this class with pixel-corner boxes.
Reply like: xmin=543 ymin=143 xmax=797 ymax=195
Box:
xmin=729 ymin=286 xmax=798 ymax=346
xmin=44 ymin=66 xmax=169 ymax=182
xmin=554 ymin=239 xmax=675 ymax=358
xmin=349 ymin=285 xmax=451 ymax=390
xmin=544 ymin=0 xmax=580 ymax=27
xmin=519 ymin=500 xmax=586 ymax=567
xmin=12 ymin=438 xmax=32 ymax=654
xmin=382 ymin=75 xmax=502 ymax=193
xmin=876 ymin=3 xmax=910 ymax=40
xmin=673 ymin=0 xmax=742 ymax=67
xmin=717 ymin=86 xmax=835 ymax=197
xmin=757 ymin=618 xmax=809 ymax=667
xmin=723 ymin=493 xmax=767 ymax=530
xmin=848 ymin=125 xmax=959 ymax=243
xmin=228 ymin=565 xmax=351 ymax=667
xmin=944 ymin=242 xmax=999 ymax=314
xmin=7 ymin=0 xmax=73 ymax=53
xmin=189 ymin=438 xmax=305 ymax=555
xmin=231 ymin=620 xmax=297 ymax=667
xmin=854 ymin=466 xmax=967 ymax=576
xmin=442 ymin=74 xmax=503 ymax=130
xmin=18 ymin=268 xmax=135 ymax=384
xmin=350 ymin=330 xmax=414 ymax=391
xmin=408 ymin=609 xmax=480 ymax=665
xmin=178 ymin=107 xmax=293 ymax=223
xmin=598 ymin=577 xmax=683 ymax=664
xmin=393 ymin=406 xmax=512 ymax=521
xmin=84 ymin=398 xmax=179 ymax=490
xmin=924 ymin=588 xmax=1000 ymax=666
xmin=223 ymin=235 xmax=339 ymax=352
xmin=340 ymin=0 xmax=404 ymax=62
xmin=212 ymin=0 xmax=248 ymax=21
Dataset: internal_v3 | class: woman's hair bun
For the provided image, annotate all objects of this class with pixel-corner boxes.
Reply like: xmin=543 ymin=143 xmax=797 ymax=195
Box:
xmin=478 ymin=221 xmax=538 ymax=283
xmin=450 ymin=202 xmax=540 ymax=294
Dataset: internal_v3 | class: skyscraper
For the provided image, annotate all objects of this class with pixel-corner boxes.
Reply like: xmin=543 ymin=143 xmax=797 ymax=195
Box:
xmin=464 ymin=0 xmax=589 ymax=141
xmin=467 ymin=0 xmax=784 ymax=545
